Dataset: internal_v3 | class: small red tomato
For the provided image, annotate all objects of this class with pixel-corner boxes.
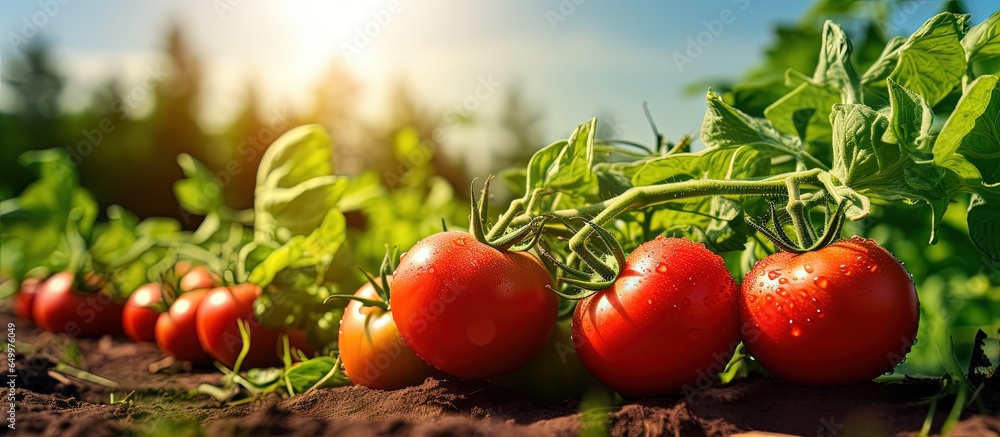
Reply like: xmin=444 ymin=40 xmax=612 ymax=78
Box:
xmin=196 ymin=284 xmax=310 ymax=369
xmin=122 ymin=283 xmax=163 ymax=342
xmin=32 ymin=272 xmax=124 ymax=338
xmin=390 ymin=231 xmax=558 ymax=379
xmin=156 ymin=289 xmax=212 ymax=363
xmin=179 ymin=265 xmax=218 ymax=293
xmin=739 ymin=236 xmax=919 ymax=385
xmin=339 ymin=276 xmax=437 ymax=390
xmin=14 ymin=277 xmax=43 ymax=322
xmin=573 ymin=237 xmax=740 ymax=397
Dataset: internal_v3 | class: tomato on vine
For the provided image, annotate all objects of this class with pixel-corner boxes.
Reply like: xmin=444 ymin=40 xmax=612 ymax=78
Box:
xmin=739 ymin=236 xmax=919 ymax=385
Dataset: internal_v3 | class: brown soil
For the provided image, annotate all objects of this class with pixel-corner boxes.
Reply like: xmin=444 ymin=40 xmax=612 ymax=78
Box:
xmin=3 ymin=312 xmax=999 ymax=437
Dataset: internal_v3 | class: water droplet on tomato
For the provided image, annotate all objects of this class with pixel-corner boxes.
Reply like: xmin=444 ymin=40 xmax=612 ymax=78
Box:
xmin=870 ymin=265 xmax=879 ymax=272
xmin=804 ymin=265 xmax=814 ymax=273
xmin=778 ymin=278 xmax=788 ymax=284
xmin=778 ymin=288 xmax=789 ymax=298
xmin=648 ymin=299 xmax=652 ymax=305
xmin=798 ymin=291 xmax=809 ymax=299
xmin=656 ymin=263 xmax=668 ymax=273
xmin=688 ymin=330 xmax=702 ymax=341
xmin=455 ymin=238 xmax=466 ymax=246
xmin=748 ymin=294 xmax=758 ymax=303
xmin=767 ymin=270 xmax=781 ymax=280
xmin=429 ymin=267 xmax=435 ymax=273
xmin=655 ymin=235 xmax=666 ymax=241
xmin=817 ymin=309 xmax=824 ymax=318
xmin=765 ymin=294 xmax=774 ymax=302
xmin=790 ymin=326 xmax=801 ymax=337
xmin=814 ymin=277 xmax=829 ymax=289
xmin=839 ymin=264 xmax=847 ymax=269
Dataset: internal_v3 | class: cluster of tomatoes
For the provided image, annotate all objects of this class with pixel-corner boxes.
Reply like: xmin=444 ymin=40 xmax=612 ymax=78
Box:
xmin=14 ymin=263 xmax=310 ymax=369
xmin=12 ymin=230 xmax=920 ymax=400
xmin=338 ymin=232 xmax=920 ymax=398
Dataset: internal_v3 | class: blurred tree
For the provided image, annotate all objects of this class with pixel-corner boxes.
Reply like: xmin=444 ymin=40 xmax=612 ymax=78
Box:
xmin=494 ymin=81 xmax=545 ymax=174
xmin=221 ymin=82 xmax=268 ymax=210
xmin=0 ymin=38 xmax=65 ymax=199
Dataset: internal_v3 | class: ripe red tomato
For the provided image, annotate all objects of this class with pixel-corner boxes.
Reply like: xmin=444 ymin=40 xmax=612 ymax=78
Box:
xmin=739 ymin=236 xmax=919 ymax=385
xmin=122 ymin=283 xmax=163 ymax=342
xmin=390 ymin=231 xmax=558 ymax=379
xmin=338 ymin=276 xmax=437 ymax=390
xmin=32 ymin=272 xmax=125 ymax=338
xmin=572 ymin=237 xmax=740 ymax=397
xmin=179 ymin=265 xmax=218 ymax=293
xmin=196 ymin=284 xmax=310 ymax=369
xmin=14 ymin=277 xmax=43 ymax=322
xmin=156 ymin=289 xmax=212 ymax=364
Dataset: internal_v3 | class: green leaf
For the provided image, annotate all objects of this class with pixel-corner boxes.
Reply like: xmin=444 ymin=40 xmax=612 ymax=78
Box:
xmin=254 ymin=125 xmax=347 ymax=241
xmin=812 ymin=21 xmax=862 ymax=103
xmin=883 ymin=78 xmax=935 ymax=155
xmin=248 ymin=236 xmax=306 ymax=287
xmin=244 ymin=367 xmax=284 ymax=388
xmin=302 ymin=209 xmax=347 ymax=260
xmin=933 ymin=74 xmax=1000 ymax=189
xmin=888 ymin=13 xmax=969 ymax=106
xmin=173 ymin=154 xmax=224 ymax=215
xmin=89 ymin=206 xmax=139 ymax=266
xmin=861 ymin=36 xmax=905 ymax=87
xmin=962 ymin=11 xmax=1000 ymax=63
xmin=967 ymin=194 xmax=1000 ymax=261
xmin=520 ymin=118 xmax=601 ymax=198
xmin=284 ymin=356 xmax=346 ymax=395
xmin=633 ymin=146 xmax=767 ymax=187
xmin=764 ymin=73 xmax=839 ymax=143
xmin=702 ymin=90 xmax=804 ymax=158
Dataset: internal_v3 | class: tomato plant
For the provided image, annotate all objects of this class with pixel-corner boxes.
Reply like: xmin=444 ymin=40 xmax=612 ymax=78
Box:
xmin=122 ymin=283 xmax=164 ymax=342
xmin=569 ymin=237 xmax=739 ymax=397
xmin=157 ymin=288 xmax=213 ymax=364
xmin=739 ymin=236 xmax=919 ymax=385
xmin=390 ymin=230 xmax=558 ymax=379
xmin=337 ymin=267 xmax=437 ymax=390
xmin=32 ymin=272 xmax=124 ymax=338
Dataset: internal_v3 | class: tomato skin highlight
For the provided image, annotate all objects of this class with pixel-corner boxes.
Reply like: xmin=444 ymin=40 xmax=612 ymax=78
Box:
xmin=390 ymin=231 xmax=559 ymax=379
xmin=122 ymin=283 xmax=163 ymax=342
xmin=32 ymin=272 xmax=125 ymax=338
xmin=156 ymin=289 xmax=212 ymax=364
xmin=739 ymin=236 xmax=919 ymax=385
xmin=14 ymin=277 xmax=43 ymax=322
xmin=572 ymin=237 xmax=740 ymax=398
xmin=179 ymin=266 xmax=218 ymax=293
xmin=338 ymin=277 xmax=437 ymax=390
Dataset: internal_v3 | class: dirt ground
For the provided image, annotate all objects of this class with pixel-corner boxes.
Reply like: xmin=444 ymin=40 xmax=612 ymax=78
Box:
xmin=3 ymin=311 xmax=999 ymax=437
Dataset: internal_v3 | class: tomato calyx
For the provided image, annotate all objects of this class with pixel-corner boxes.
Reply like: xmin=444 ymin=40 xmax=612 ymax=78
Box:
xmin=470 ymin=176 xmax=550 ymax=252
xmin=745 ymin=198 xmax=850 ymax=254
xmin=539 ymin=218 xmax=626 ymax=299
xmin=324 ymin=248 xmax=395 ymax=311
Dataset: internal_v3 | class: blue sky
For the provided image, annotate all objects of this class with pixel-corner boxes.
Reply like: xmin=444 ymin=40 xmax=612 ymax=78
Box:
xmin=1 ymin=1 xmax=996 ymax=172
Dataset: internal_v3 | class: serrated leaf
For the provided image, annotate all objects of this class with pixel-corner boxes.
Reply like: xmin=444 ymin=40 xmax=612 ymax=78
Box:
xmin=962 ymin=10 xmax=1000 ymax=63
xmin=968 ymin=194 xmax=1000 ymax=261
xmin=888 ymin=13 xmax=969 ymax=106
xmin=813 ymin=21 xmax=862 ymax=103
xmin=702 ymin=90 xmax=804 ymax=158
xmin=933 ymin=74 xmax=1000 ymax=189
xmin=884 ymin=78 xmax=935 ymax=155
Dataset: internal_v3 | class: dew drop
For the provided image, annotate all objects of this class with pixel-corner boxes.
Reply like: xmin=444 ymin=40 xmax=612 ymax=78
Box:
xmin=844 ymin=270 xmax=852 ymax=276
xmin=912 ymin=338 xmax=919 ymax=346
xmin=748 ymin=294 xmax=758 ymax=303
xmin=839 ymin=264 xmax=847 ymax=269
xmin=656 ymin=263 xmax=668 ymax=273
xmin=778 ymin=278 xmax=789 ymax=284
xmin=767 ymin=270 xmax=782 ymax=280
xmin=455 ymin=238 xmax=466 ymax=246
xmin=804 ymin=265 xmax=814 ymax=273
xmin=870 ymin=265 xmax=879 ymax=272
xmin=648 ymin=299 xmax=652 ymax=305
xmin=899 ymin=357 xmax=906 ymax=365
xmin=797 ymin=291 xmax=809 ymax=299
xmin=884 ymin=369 xmax=894 ymax=376
xmin=778 ymin=289 xmax=789 ymax=298
xmin=791 ymin=326 xmax=801 ymax=337
xmin=814 ymin=277 xmax=829 ymax=289
xmin=775 ymin=304 xmax=782 ymax=311
xmin=429 ymin=267 xmax=435 ymax=273
xmin=765 ymin=295 xmax=774 ymax=302
xmin=688 ymin=330 xmax=702 ymax=341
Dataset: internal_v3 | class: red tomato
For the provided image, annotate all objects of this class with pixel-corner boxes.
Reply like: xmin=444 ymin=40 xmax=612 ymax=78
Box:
xmin=572 ymin=237 xmax=740 ymax=397
xmin=156 ymin=289 xmax=212 ymax=363
xmin=179 ymin=265 xmax=218 ymax=293
xmin=32 ymin=272 xmax=125 ymax=338
xmin=14 ymin=277 xmax=43 ymax=322
xmin=338 ymin=276 xmax=437 ymax=390
xmin=196 ymin=284 xmax=310 ymax=369
xmin=739 ymin=236 xmax=919 ymax=385
xmin=122 ymin=283 xmax=163 ymax=342
xmin=390 ymin=231 xmax=558 ymax=379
